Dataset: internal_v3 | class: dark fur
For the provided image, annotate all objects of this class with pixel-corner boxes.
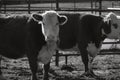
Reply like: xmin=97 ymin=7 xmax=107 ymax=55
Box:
xmin=58 ymin=13 xmax=109 ymax=49
xmin=57 ymin=13 xmax=110 ymax=76
xmin=0 ymin=14 xmax=46 ymax=80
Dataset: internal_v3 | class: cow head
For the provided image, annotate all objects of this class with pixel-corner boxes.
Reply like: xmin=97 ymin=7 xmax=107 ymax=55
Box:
xmin=32 ymin=11 xmax=67 ymax=42
xmin=103 ymin=12 xmax=120 ymax=39
xmin=32 ymin=11 xmax=67 ymax=64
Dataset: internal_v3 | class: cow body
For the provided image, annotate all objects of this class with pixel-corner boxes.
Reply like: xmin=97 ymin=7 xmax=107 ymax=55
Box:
xmin=58 ymin=13 xmax=104 ymax=49
xmin=0 ymin=14 xmax=44 ymax=59
xmin=53 ymin=12 xmax=120 ymax=78
xmin=0 ymin=11 xmax=67 ymax=80
xmin=56 ymin=13 xmax=103 ymax=77
xmin=0 ymin=14 xmax=45 ymax=80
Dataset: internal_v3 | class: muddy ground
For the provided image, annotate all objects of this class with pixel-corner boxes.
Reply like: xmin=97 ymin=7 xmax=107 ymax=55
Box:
xmin=0 ymin=54 xmax=120 ymax=80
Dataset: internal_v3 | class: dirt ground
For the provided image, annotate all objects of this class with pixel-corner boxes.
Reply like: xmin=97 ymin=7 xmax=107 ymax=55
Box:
xmin=0 ymin=54 xmax=120 ymax=80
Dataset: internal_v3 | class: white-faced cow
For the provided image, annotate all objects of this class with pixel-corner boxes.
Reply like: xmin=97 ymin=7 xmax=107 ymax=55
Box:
xmin=43 ymin=12 xmax=120 ymax=79
xmin=0 ymin=11 xmax=67 ymax=80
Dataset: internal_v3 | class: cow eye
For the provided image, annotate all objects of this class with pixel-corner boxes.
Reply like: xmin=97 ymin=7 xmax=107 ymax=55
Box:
xmin=56 ymin=23 xmax=59 ymax=25
xmin=113 ymin=23 xmax=118 ymax=29
xmin=43 ymin=22 xmax=45 ymax=25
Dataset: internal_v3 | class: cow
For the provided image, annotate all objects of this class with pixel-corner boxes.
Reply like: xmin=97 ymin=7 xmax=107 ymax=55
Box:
xmin=43 ymin=12 xmax=120 ymax=79
xmin=0 ymin=10 xmax=67 ymax=80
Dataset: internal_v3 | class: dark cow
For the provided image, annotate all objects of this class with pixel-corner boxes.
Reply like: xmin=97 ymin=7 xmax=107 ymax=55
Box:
xmin=0 ymin=11 xmax=67 ymax=80
xmin=43 ymin=12 xmax=120 ymax=79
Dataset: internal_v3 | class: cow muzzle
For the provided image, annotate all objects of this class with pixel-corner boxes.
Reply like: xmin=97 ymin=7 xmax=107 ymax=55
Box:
xmin=46 ymin=35 xmax=59 ymax=42
xmin=37 ymin=38 xmax=57 ymax=64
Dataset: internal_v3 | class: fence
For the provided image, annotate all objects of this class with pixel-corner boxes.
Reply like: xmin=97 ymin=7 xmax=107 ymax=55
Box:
xmin=0 ymin=0 xmax=120 ymax=15
xmin=54 ymin=41 xmax=120 ymax=66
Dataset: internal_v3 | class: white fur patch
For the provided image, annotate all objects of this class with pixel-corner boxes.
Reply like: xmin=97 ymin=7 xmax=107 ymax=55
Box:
xmin=87 ymin=42 xmax=100 ymax=57
xmin=107 ymin=25 xmax=120 ymax=39
xmin=105 ymin=12 xmax=120 ymax=39
xmin=41 ymin=11 xmax=59 ymax=41
xmin=37 ymin=41 xmax=56 ymax=64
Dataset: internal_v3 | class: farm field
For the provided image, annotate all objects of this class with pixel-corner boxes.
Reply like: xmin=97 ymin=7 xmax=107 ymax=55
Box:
xmin=1 ymin=54 xmax=120 ymax=80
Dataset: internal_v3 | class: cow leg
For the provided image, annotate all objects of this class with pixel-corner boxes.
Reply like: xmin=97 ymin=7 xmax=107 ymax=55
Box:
xmin=27 ymin=54 xmax=38 ymax=80
xmin=88 ymin=56 xmax=94 ymax=73
xmin=78 ymin=45 xmax=89 ymax=72
xmin=0 ymin=56 xmax=6 ymax=80
xmin=43 ymin=62 xmax=50 ymax=80
xmin=0 ymin=56 xmax=2 ymax=75
xmin=78 ymin=44 xmax=97 ymax=78
xmin=88 ymin=55 xmax=98 ymax=78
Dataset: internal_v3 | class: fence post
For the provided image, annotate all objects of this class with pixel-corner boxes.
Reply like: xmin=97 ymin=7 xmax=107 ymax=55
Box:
xmin=28 ymin=0 xmax=31 ymax=14
xmin=3 ymin=0 xmax=6 ymax=13
xmin=65 ymin=55 xmax=68 ymax=65
xmin=91 ymin=0 xmax=93 ymax=13
xmin=56 ymin=0 xmax=59 ymax=10
xmin=99 ymin=0 xmax=102 ymax=15
xmin=74 ymin=0 xmax=76 ymax=10
xmin=0 ymin=0 xmax=2 ymax=13
xmin=55 ymin=50 xmax=59 ymax=66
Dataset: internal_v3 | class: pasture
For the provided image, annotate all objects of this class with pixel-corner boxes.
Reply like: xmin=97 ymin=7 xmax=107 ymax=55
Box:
xmin=0 ymin=1 xmax=120 ymax=80
xmin=1 ymin=54 xmax=120 ymax=80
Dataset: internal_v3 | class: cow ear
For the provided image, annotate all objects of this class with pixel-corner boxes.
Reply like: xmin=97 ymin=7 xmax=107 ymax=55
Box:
xmin=110 ymin=13 xmax=117 ymax=21
xmin=58 ymin=15 xmax=68 ymax=25
xmin=106 ymin=12 xmax=116 ymax=19
xmin=32 ymin=13 xmax=43 ymax=22
xmin=106 ymin=12 xmax=118 ymax=22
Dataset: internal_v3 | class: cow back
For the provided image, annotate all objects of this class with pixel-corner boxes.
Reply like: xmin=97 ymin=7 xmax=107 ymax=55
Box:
xmin=0 ymin=14 xmax=46 ymax=59
xmin=0 ymin=14 xmax=31 ymax=58
xmin=58 ymin=13 xmax=80 ymax=49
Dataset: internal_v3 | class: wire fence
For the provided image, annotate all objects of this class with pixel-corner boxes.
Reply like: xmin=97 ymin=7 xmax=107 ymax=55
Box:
xmin=0 ymin=0 xmax=120 ymax=15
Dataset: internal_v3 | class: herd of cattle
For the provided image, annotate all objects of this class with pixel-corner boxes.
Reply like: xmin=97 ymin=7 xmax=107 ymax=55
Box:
xmin=0 ymin=10 xmax=120 ymax=80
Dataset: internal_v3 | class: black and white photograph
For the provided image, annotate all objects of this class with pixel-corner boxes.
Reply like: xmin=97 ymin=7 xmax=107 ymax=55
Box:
xmin=0 ymin=0 xmax=120 ymax=80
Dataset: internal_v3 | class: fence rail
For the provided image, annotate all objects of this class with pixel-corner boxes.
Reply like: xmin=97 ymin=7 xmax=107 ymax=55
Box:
xmin=1 ymin=8 xmax=120 ymax=11
xmin=54 ymin=41 xmax=120 ymax=66
xmin=0 ymin=6 xmax=120 ymax=14
xmin=0 ymin=8 xmax=120 ymax=15
xmin=54 ymin=50 xmax=120 ymax=66
xmin=0 ymin=0 xmax=120 ymax=14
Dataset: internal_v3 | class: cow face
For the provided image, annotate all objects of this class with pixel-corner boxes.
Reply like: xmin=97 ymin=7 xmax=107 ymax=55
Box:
xmin=104 ymin=12 xmax=120 ymax=39
xmin=32 ymin=11 xmax=67 ymax=42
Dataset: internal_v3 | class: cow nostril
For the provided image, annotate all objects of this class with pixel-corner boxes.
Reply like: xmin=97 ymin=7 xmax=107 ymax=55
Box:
xmin=48 ymin=36 xmax=54 ymax=40
xmin=47 ymin=36 xmax=57 ymax=42
xmin=57 ymin=39 xmax=60 ymax=44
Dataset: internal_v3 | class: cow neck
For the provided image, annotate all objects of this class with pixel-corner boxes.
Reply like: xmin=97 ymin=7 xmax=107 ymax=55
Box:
xmin=100 ymin=19 xmax=111 ymax=40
